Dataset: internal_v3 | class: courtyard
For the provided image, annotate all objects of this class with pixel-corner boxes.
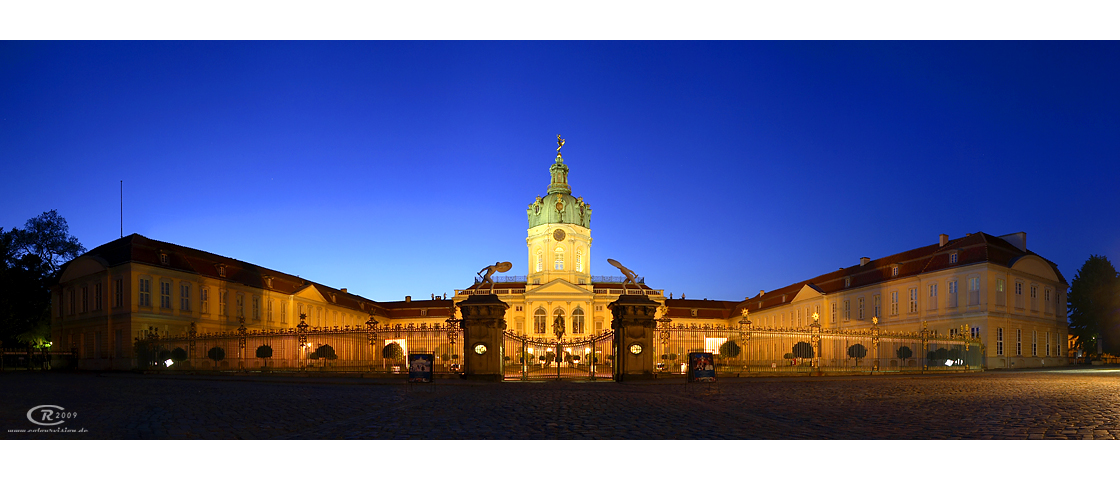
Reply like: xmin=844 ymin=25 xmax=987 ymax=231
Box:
xmin=3 ymin=367 xmax=1120 ymax=440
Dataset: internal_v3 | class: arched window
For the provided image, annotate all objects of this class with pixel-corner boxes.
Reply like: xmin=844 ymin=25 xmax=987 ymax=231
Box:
xmin=554 ymin=247 xmax=564 ymax=270
xmin=572 ymin=307 xmax=585 ymax=334
xmin=533 ymin=307 xmax=546 ymax=334
xmin=535 ymin=250 xmax=543 ymax=272
xmin=576 ymin=249 xmax=583 ymax=273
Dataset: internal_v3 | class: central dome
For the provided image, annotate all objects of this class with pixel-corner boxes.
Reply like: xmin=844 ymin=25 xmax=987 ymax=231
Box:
xmin=527 ymin=154 xmax=591 ymax=229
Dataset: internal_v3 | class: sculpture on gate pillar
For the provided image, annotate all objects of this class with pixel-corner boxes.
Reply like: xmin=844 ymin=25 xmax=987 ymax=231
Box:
xmin=608 ymin=258 xmax=641 ymax=289
xmin=476 ymin=261 xmax=512 ymax=292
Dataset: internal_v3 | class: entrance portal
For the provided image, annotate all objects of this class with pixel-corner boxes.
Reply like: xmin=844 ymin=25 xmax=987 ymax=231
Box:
xmin=503 ymin=331 xmax=614 ymax=380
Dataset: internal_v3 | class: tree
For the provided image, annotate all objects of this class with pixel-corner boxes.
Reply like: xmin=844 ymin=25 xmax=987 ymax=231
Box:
xmin=0 ymin=211 xmax=84 ymax=348
xmin=847 ymin=344 xmax=868 ymax=364
xmin=170 ymin=347 xmax=188 ymax=364
xmin=791 ymin=341 xmax=814 ymax=360
xmin=207 ymin=346 xmax=225 ymax=368
xmin=896 ymin=346 xmax=913 ymax=360
xmin=256 ymin=344 xmax=274 ymax=368
xmin=1068 ymin=255 xmax=1120 ymax=356
xmin=9 ymin=210 xmax=85 ymax=274
xmin=719 ymin=340 xmax=741 ymax=359
xmin=382 ymin=342 xmax=404 ymax=361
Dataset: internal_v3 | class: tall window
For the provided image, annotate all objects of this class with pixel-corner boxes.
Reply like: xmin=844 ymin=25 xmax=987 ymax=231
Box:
xmin=159 ymin=280 xmax=172 ymax=308
xmin=554 ymin=247 xmax=564 ymax=270
xmin=928 ymin=284 xmax=937 ymax=310
xmin=114 ymin=278 xmax=123 ymax=308
xmin=1014 ymin=281 xmax=1024 ymax=308
xmin=908 ymin=288 xmax=918 ymax=313
xmin=843 ymin=300 xmax=850 ymax=321
xmin=280 ymin=302 xmax=287 ymax=324
xmin=534 ymin=307 xmax=547 ymax=334
xmin=180 ymin=284 xmax=191 ymax=311
xmin=947 ymin=280 xmax=958 ymax=308
xmin=200 ymin=288 xmax=209 ymax=314
xmin=81 ymin=286 xmax=89 ymax=313
xmin=572 ymin=307 xmax=585 ymax=334
xmin=968 ymin=277 xmax=980 ymax=306
xmin=1046 ymin=331 xmax=1051 ymax=356
xmin=219 ymin=290 xmax=227 ymax=316
xmin=267 ymin=299 xmax=273 ymax=323
xmin=1016 ymin=329 xmax=1022 ymax=356
xmin=997 ymin=327 xmax=1004 ymax=355
xmin=831 ymin=302 xmax=837 ymax=323
xmin=94 ymin=283 xmax=102 ymax=311
xmin=68 ymin=289 xmax=75 ymax=314
xmin=139 ymin=278 xmax=152 ymax=307
xmin=873 ymin=294 xmax=881 ymax=318
xmin=236 ymin=293 xmax=245 ymax=318
xmin=890 ymin=291 xmax=898 ymax=315
xmin=535 ymin=250 xmax=543 ymax=273
xmin=1044 ymin=288 xmax=1053 ymax=314
xmin=1032 ymin=330 xmax=1037 ymax=356
xmin=252 ymin=296 xmax=260 ymax=320
xmin=1030 ymin=285 xmax=1038 ymax=311
xmin=949 ymin=252 xmax=958 ymax=264
xmin=891 ymin=265 xmax=899 ymax=277
xmin=857 ymin=297 xmax=864 ymax=320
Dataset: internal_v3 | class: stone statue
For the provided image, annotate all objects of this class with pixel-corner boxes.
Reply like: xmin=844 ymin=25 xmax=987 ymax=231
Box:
xmin=607 ymin=258 xmax=640 ymax=289
xmin=556 ymin=134 xmax=565 ymax=155
xmin=476 ymin=261 xmax=512 ymax=291
xmin=553 ymin=312 xmax=565 ymax=339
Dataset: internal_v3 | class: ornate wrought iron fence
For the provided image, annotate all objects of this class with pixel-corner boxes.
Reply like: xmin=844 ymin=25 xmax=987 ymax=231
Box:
xmin=654 ymin=322 xmax=983 ymax=376
xmin=502 ymin=331 xmax=614 ymax=380
xmin=134 ymin=322 xmax=464 ymax=373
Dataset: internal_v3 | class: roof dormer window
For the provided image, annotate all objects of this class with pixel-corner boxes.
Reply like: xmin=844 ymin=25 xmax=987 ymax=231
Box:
xmin=891 ymin=265 xmax=899 ymax=277
xmin=949 ymin=252 xmax=959 ymax=264
xmin=216 ymin=264 xmax=226 ymax=277
xmin=264 ymin=276 xmax=273 ymax=289
xmin=159 ymin=252 xmax=169 ymax=266
xmin=844 ymin=277 xmax=851 ymax=288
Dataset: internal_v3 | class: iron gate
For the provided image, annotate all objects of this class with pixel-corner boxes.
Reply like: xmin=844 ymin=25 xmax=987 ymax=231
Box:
xmin=503 ymin=331 xmax=614 ymax=380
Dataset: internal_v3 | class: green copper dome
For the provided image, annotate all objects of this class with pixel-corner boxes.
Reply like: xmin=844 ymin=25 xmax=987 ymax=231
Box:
xmin=527 ymin=154 xmax=591 ymax=228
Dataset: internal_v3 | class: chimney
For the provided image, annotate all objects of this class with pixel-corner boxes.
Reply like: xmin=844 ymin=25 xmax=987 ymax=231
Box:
xmin=405 ymin=296 xmax=411 ymax=302
xmin=939 ymin=234 xmax=949 ymax=247
xmin=859 ymin=257 xmax=870 ymax=266
xmin=998 ymin=232 xmax=1027 ymax=252
xmin=759 ymin=289 xmax=765 ymax=297
xmin=341 ymin=288 xmax=347 ymax=293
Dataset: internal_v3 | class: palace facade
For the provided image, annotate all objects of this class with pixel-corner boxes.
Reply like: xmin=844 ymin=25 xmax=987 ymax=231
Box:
xmin=52 ymin=142 xmax=1069 ymax=370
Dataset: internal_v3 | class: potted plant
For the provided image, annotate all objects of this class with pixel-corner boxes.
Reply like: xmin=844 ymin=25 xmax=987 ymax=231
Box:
xmin=256 ymin=344 xmax=273 ymax=371
xmin=170 ymin=347 xmax=188 ymax=368
xmin=207 ymin=346 xmax=225 ymax=369
xmin=847 ymin=343 xmax=867 ymax=366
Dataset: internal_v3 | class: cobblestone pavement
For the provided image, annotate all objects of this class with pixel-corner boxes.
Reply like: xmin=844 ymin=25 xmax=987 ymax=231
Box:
xmin=3 ymin=368 xmax=1119 ymax=439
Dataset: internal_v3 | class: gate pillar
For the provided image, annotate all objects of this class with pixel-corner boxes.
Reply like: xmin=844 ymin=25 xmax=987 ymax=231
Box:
xmin=457 ymin=294 xmax=509 ymax=381
xmin=609 ymin=294 xmax=660 ymax=381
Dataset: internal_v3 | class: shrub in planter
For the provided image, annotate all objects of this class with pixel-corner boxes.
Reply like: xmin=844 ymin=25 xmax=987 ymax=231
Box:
xmin=896 ymin=346 xmax=913 ymax=360
xmin=170 ymin=347 xmax=188 ymax=366
xmin=719 ymin=340 xmax=741 ymax=359
xmin=791 ymin=341 xmax=814 ymax=360
xmin=256 ymin=344 xmax=274 ymax=368
xmin=207 ymin=346 xmax=225 ymax=368
xmin=315 ymin=344 xmax=338 ymax=362
xmin=847 ymin=344 xmax=868 ymax=364
xmin=382 ymin=342 xmax=404 ymax=361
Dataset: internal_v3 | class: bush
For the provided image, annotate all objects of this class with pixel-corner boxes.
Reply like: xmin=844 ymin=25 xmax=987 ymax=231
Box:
xmin=170 ymin=347 xmax=188 ymax=364
xmin=719 ymin=340 xmax=741 ymax=359
xmin=847 ymin=343 xmax=868 ymax=359
xmin=207 ymin=346 xmax=225 ymax=367
xmin=382 ymin=342 xmax=404 ymax=361
xmin=315 ymin=344 xmax=338 ymax=360
xmin=896 ymin=346 xmax=913 ymax=360
xmin=791 ymin=341 xmax=814 ymax=359
xmin=256 ymin=345 xmax=273 ymax=359
xmin=158 ymin=349 xmax=171 ymax=362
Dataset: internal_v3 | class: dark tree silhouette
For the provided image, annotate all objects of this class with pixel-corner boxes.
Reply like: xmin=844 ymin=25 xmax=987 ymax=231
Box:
xmin=1 ymin=211 xmax=84 ymax=348
xmin=256 ymin=344 xmax=274 ymax=368
xmin=896 ymin=346 xmax=913 ymax=360
xmin=719 ymin=340 xmax=741 ymax=359
xmin=207 ymin=346 xmax=225 ymax=367
xmin=1068 ymin=255 xmax=1120 ymax=356
xmin=791 ymin=341 xmax=814 ymax=359
xmin=847 ymin=344 xmax=868 ymax=363
xmin=171 ymin=347 xmax=188 ymax=363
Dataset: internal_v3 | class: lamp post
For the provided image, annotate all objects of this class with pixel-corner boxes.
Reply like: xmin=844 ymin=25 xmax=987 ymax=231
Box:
xmin=871 ymin=316 xmax=880 ymax=373
xmin=297 ymin=314 xmax=309 ymax=370
xmin=237 ymin=316 xmax=247 ymax=371
xmin=739 ymin=308 xmax=751 ymax=374
xmin=810 ymin=312 xmax=821 ymax=373
xmin=365 ymin=314 xmax=379 ymax=371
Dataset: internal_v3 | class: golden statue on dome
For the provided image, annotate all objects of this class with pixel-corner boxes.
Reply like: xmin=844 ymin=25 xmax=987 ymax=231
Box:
xmin=556 ymin=134 xmax=565 ymax=156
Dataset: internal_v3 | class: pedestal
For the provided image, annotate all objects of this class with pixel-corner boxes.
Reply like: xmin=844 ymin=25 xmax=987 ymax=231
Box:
xmin=609 ymin=294 xmax=659 ymax=381
xmin=456 ymin=294 xmax=509 ymax=381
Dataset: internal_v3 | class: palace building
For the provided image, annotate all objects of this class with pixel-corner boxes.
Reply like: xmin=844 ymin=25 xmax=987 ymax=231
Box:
xmin=52 ymin=139 xmax=1069 ymax=370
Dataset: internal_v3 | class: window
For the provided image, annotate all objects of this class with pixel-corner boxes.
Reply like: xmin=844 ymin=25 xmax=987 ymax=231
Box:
xmin=68 ymin=289 xmax=75 ymax=314
xmin=160 ymin=253 xmax=169 ymax=265
xmin=515 ymin=305 xmax=523 ymax=312
xmin=280 ymin=302 xmax=287 ymax=324
xmin=200 ymin=288 xmax=209 ymax=314
xmin=534 ymin=307 xmax=547 ymax=334
xmin=114 ymin=278 xmax=123 ymax=308
xmin=1031 ymin=330 xmax=1037 ymax=356
xmin=873 ymin=294 xmax=881 ymax=318
xmin=576 ymin=249 xmax=583 ymax=273
xmin=180 ymin=284 xmax=191 ymax=311
xmin=949 ymin=252 xmax=958 ymax=264
xmin=94 ymin=283 xmax=102 ymax=311
xmin=928 ymin=283 xmax=937 ymax=310
xmin=420 ymin=309 xmax=427 ymax=317
xmin=947 ymin=280 xmax=958 ymax=308
xmin=1015 ymin=281 xmax=1024 ymax=308
xmin=996 ymin=278 xmax=1006 ymax=306
xmin=970 ymin=326 xmax=980 ymax=338
xmin=968 ymin=277 xmax=980 ymax=306
xmin=535 ymin=250 xmax=543 ymax=272
xmin=250 ymin=296 xmax=259 ymax=320
xmin=139 ymin=278 xmax=152 ymax=307
xmin=1030 ymin=285 xmax=1038 ymax=311
xmin=219 ymin=289 xmax=227 ymax=316
xmin=595 ymin=305 xmax=603 ymax=311
xmin=81 ymin=285 xmax=89 ymax=313
xmin=554 ymin=247 xmax=564 ymax=270
xmin=843 ymin=300 xmax=850 ymax=321
xmin=1016 ymin=329 xmax=1022 ymax=356
xmin=1045 ymin=288 xmax=1053 ymax=314
xmin=236 ymin=293 xmax=244 ymax=318
xmin=831 ymin=302 xmax=837 ymax=323
xmin=217 ymin=264 xmax=226 ymax=277
xmin=908 ymin=288 xmax=918 ymax=313
xmin=159 ymin=280 xmax=172 ymax=309
xmin=573 ymin=307 xmax=585 ymax=334
xmin=844 ymin=277 xmax=851 ymax=288
xmin=857 ymin=297 xmax=864 ymax=320
xmin=891 ymin=265 xmax=899 ymax=277
xmin=1046 ymin=331 xmax=1051 ymax=356
xmin=997 ymin=327 xmax=1004 ymax=356
xmin=890 ymin=291 xmax=898 ymax=315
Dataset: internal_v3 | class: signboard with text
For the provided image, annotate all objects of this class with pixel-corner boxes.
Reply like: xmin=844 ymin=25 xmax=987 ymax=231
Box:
xmin=687 ymin=351 xmax=716 ymax=383
xmin=408 ymin=353 xmax=434 ymax=383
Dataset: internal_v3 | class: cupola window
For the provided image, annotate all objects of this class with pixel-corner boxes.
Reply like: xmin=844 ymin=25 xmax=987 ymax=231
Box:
xmin=554 ymin=247 xmax=564 ymax=270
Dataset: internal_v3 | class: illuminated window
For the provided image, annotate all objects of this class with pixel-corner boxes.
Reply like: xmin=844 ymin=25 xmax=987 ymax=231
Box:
xmin=534 ymin=307 xmax=546 ymax=334
xmin=890 ymin=291 xmax=898 ymax=316
xmin=891 ymin=265 xmax=899 ymax=277
xmin=572 ymin=307 xmax=585 ymax=334
xmin=159 ymin=280 xmax=172 ymax=308
xmin=908 ymin=288 xmax=917 ymax=313
xmin=200 ymin=288 xmax=209 ymax=314
xmin=252 ymin=296 xmax=260 ymax=320
xmin=554 ymin=247 xmax=564 ymax=270
xmin=949 ymin=252 xmax=958 ymax=264
xmin=873 ymin=294 xmax=881 ymax=317
xmin=857 ymin=297 xmax=864 ymax=320
xmin=535 ymin=250 xmax=543 ymax=272
xmin=576 ymin=249 xmax=583 ymax=273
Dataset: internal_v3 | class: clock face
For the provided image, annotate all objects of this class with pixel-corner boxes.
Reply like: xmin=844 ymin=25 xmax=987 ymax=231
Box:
xmin=473 ymin=343 xmax=488 ymax=355
xmin=553 ymin=229 xmax=566 ymax=241
xmin=629 ymin=343 xmax=643 ymax=355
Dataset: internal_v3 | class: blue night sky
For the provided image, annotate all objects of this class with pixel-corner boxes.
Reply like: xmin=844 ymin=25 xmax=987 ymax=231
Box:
xmin=2 ymin=41 xmax=1118 ymax=302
